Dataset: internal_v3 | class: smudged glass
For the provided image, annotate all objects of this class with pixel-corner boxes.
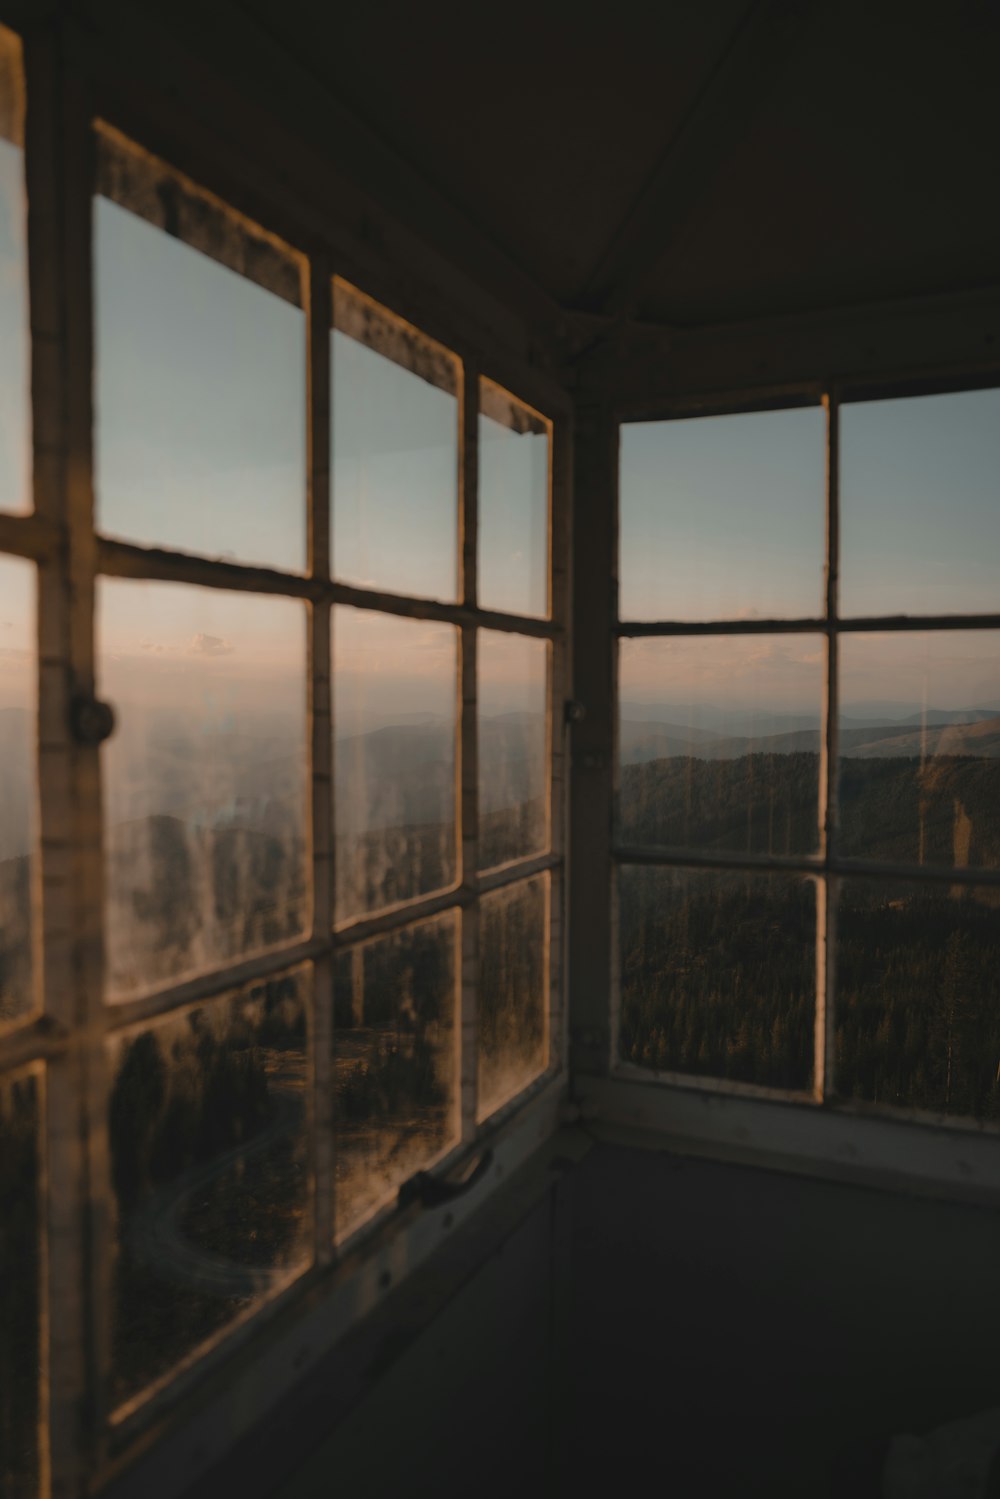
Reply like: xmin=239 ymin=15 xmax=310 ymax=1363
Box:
xmin=0 ymin=554 xmax=35 ymax=1023
xmin=478 ymin=379 xmax=549 ymax=618
xmin=478 ymin=631 xmax=548 ymax=871
xmin=0 ymin=1066 xmax=40 ymax=1499
xmin=478 ymin=875 xmax=548 ymax=1120
xmin=99 ymin=580 xmax=309 ymax=999
xmin=0 ymin=27 xmax=28 ymax=516
xmin=333 ymin=914 xmax=458 ymax=1240
xmin=107 ymin=969 xmax=311 ymax=1408
xmin=333 ymin=606 xmax=458 ymax=923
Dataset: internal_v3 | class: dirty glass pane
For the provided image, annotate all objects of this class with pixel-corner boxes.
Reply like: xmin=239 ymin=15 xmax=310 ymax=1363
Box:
xmin=95 ymin=133 xmax=306 ymax=570
xmin=333 ymin=606 xmax=457 ymax=923
xmin=0 ymin=1067 xmax=40 ymax=1499
xmin=333 ymin=913 xmax=458 ymax=1240
xmin=619 ymin=406 xmax=825 ymax=622
xmin=478 ymin=380 xmax=549 ymax=618
xmin=0 ymin=27 xmax=28 ymax=516
xmin=838 ymin=879 xmax=1000 ymax=1120
xmin=619 ymin=866 xmax=815 ymax=1090
xmin=0 ymin=555 xmax=35 ymax=1024
xmin=478 ymin=875 xmax=547 ymax=1120
xmin=841 ymin=388 xmax=1000 ymax=617
xmin=479 ymin=631 xmax=548 ymax=871
xmin=839 ymin=632 xmax=1000 ymax=870
xmin=108 ymin=969 xmax=310 ymax=1408
xmin=618 ymin=635 xmax=823 ymax=856
xmin=99 ymin=581 xmax=308 ymax=998
xmin=332 ymin=280 xmax=459 ymax=602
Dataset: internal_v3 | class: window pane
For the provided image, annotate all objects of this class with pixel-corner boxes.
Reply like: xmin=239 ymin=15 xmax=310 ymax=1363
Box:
xmin=332 ymin=281 xmax=459 ymax=601
xmin=108 ymin=969 xmax=311 ymax=1408
xmin=841 ymin=388 xmax=1000 ymax=617
xmin=0 ymin=1067 xmax=40 ymax=1499
xmin=0 ymin=27 xmax=28 ymax=515
xmin=95 ymin=131 xmax=306 ymax=570
xmin=619 ymin=866 xmax=815 ymax=1090
xmin=619 ymin=635 xmax=823 ymax=856
xmin=619 ymin=407 xmax=825 ymax=622
xmin=99 ymin=581 xmax=308 ymax=998
xmin=478 ymin=875 xmax=547 ymax=1120
xmin=333 ymin=913 xmax=458 ymax=1240
xmin=479 ymin=632 xmax=548 ymax=871
xmin=838 ymin=880 xmax=1000 ymax=1121
xmin=333 ymin=607 xmax=457 ymax=923
xmin=0 ymin=555 xmax=35 ymax=1023
xmin=839 ymin=632 xmax=1000 ymax=870
xmin=478 ymin=380 xmax=549 ymax=617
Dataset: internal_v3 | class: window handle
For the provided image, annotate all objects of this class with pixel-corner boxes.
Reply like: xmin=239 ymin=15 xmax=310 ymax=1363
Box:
xmin=398 ymin=1148 xmax=494 ymax=1210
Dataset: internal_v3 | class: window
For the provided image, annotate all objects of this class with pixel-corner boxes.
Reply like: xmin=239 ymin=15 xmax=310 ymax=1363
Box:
xmin=0 ymin=94 xmax=565 ymax=1493
xmin=616 ymin=388 xmax=1000 ymax=1124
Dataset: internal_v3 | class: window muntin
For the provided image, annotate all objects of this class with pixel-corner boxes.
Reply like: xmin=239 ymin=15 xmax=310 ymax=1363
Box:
xmin=332 ymin=281 xmax=460 ymax=602
xmin=618 ymin=634 xmax=824 ymax=858
xmin=478 ymin=379 xmax=550 ymax=618
xmin=95 ymin=131 xmax=307 ymax=571
xmin=617 ymin=384 xmax=1000 ymax=1120
xmin=99 ymin=580 xmax=310 ymax=998
xmin=0 ymin=25 xmax=28 ymax=516
xmin=0 ymin=553 xmax=36 ymax=1024
xmin=619 ymin=406 xmax=825 ymax=623
xmin=0 ymin=103 xmax=564 ymax=1486
xmin=840 ymin=388 xmax=1000 ymax=618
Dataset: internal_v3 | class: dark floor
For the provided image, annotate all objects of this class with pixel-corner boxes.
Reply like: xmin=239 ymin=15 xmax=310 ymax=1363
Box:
xmin=195 ymin=1137 xmax=1000 ymax=1499
xmin=561 ymin=1143 xmax=1000 ymax=1497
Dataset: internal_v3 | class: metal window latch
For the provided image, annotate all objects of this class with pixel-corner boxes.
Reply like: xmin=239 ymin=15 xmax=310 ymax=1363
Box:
xmin=397 ymin=1147 xmax=494 ymax=1210
xmin=69 ymin=694 xmax=116 ymax=746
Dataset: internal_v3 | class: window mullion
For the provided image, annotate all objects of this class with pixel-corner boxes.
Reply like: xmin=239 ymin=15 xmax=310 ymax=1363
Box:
xmin=459 ymin=361 xmax=479 ymax=1140
xmin=307 ymin=257 xmax=334 ymax=1261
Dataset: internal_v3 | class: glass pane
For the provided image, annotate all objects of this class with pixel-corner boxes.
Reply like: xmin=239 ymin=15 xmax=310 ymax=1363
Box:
xmin=333 ymin=607 xmax=457 ymax=923
xmin=0 ymin=1067 xmax=40 ymax=1499
xmin=839 ymin=632 xmax=1000 ymax=870
xmin=478 ymin=875 xmax=547 ymax=1120
xmin=95 ymin=132 xmax=306 ymax=570
xmin=619 ymin=635 xmax=823 ymax=856
xmin=841 ymin=388 xmax=1000 ymax=617
xmin=619 ymin=866 xmax=815 ymax=1090
xmin=619 ymin=407 xmax=825 ymax=622
xmin=479 ymin=632 xmax=548 ymax=871
xmin=333 ymin=914 xmax=458 ymax=1240
xmin=99 ymin=581 xmax=308 ymax=998
xmin=108 ymin=969 xmax=311 ymax=1408
xmin=0 ymin=27 xmax=28 ymax=515
xmin=0 ymin=555 xmax=35 ymax=1023
xmin=838 ymin=879 xmax=1000 ymax=1121
xmin=478 ymin=380 xmax=549 ymax=617
xmin=332 ymin=281 xmax=459 ymax=601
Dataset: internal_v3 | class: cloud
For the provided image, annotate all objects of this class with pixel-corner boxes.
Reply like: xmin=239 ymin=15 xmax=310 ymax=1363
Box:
xmin=188 ymin=632 xmax=235 ymax=657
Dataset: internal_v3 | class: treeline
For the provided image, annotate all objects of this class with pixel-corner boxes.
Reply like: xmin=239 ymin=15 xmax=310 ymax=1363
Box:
xmin=620 ymin=751 xmax=1000 ymax=868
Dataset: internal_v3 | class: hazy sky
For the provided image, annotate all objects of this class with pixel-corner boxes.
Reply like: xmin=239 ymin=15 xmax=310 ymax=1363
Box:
xmin=0 ymin=137 xmax=28 ymax=515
